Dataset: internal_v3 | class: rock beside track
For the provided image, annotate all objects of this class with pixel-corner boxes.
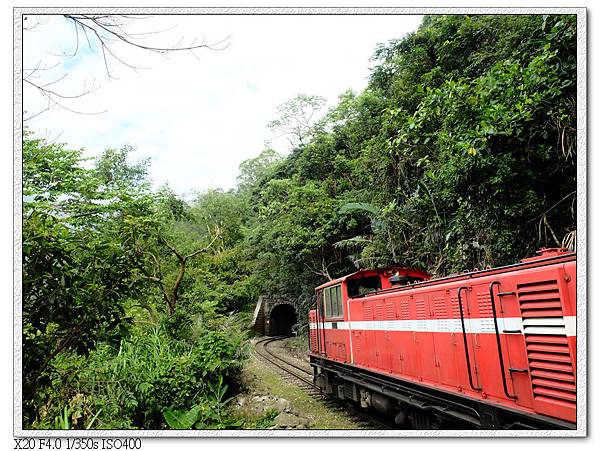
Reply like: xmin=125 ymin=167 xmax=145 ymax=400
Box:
xmin=231 ymin=393 xmax=312 ymax=429
xmin=273 ymin=412 xmax=310 ymax=429
xmin=234 ymin=337 xmax=365 ymax=429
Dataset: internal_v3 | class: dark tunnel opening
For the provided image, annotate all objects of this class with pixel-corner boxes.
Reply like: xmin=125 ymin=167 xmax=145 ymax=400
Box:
xmin=268 ymin=304 xmax=297 ymax=336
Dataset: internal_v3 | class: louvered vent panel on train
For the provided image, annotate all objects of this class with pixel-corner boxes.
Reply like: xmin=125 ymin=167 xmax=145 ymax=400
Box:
xmin=353 ymin=332 xmax=360 ymax=355
xmin=309 ymin=312 xmax=318 ymax=352
xmin=343 ymin=381 xmax=359 ymax=402
xmin=517 ymin=279 xmax=575 ymax=408
xmin=400 ymin=300 xmax=410 ymax=320
xmin=521 ymin=317 xmax=567 ymax=335
xmin=517 ymin=279 xmax=563 ymax=318
xmin=375 ymin=304 xmax=385 ymax=320
xmin=450 ymin=296 xmax=460 ymax=318
xmin=385 ymin=302 xmax=396 ymax=320
xmin=477 ymin=291 xmax=493 ymax=317
xmin=433 ymin=296 xmax=447 ymax=318
xmin=525 ymin=335 xmax=576 ymax=407
xmin=364 ymin=304 xmax=374 ymax=320
xmin=415 ymin=299 xmax=427 ymax=320
xmin=310 ymin=328 xmax=318 ymax=352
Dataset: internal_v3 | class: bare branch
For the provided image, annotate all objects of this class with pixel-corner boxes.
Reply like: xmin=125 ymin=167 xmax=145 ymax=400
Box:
xmin=23 ymin=15 xmax=49 ymax=32
xmin=159 ymin=236 xmax=184 ymax=261
xmin=184 ymin=232 xmax=220 ymax=259
xmin=526 ymin=191 xmax=576 ymax=223
xmin=24 ymin=77 xmax=107 ymax=120
xmin=38 ymin=73 xmax=69 ymax=88
xmin=24 ymin=78 xmax=96 ymax=100
xmin=542 ymin=214 xmax=561 ymax=247
xmin=23 ymin=14 xmax=230 ymax=119
xmin=46 ymin=18 xmax=80 ymax=59
xmin=23 ymin=61 xmax=61 ymax=79
xmin=64 ymin=15 xmax=230 ymax=54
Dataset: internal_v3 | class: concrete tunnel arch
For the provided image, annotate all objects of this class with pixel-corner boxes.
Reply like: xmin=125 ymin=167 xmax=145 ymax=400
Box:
xmin=267 ymin=303 xmax=297 ymax=336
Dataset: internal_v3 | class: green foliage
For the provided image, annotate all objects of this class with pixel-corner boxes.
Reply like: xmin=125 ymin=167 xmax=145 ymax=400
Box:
xmin=23 ymin=135 xmax=253 ymax=430
xmin=163 ymin=405 xmax=200 ymax=429
xmin=22 ymin=137 xmax=158 ymax=424
xmin=95 ymin=145 xmax=150 ymax=190
xmin=163 ymin=375 xmax=233 ymax=429
xmin=246 ymin=409 xmax=278 ymax=429
xmin=31 ymin=318 xmax=247 ymax=430
xmin=363 ymin=14 xmax=577 ymax=273
xmin=236 ymin=148 xmax=282 ymax=192
xmin=243 ymin=14 xmax=576 ymax=331
xmin=248 ymin=177 xmax=358 ymax=300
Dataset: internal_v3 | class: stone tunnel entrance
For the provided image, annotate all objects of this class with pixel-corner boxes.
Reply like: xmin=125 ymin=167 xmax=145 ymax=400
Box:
xmin=267 ymin=303 xmax=297 ymax=336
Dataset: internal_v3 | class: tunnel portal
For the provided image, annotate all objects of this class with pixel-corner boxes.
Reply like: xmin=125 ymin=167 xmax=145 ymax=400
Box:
xmin=268 ymin=303 xmax=297 ymax=336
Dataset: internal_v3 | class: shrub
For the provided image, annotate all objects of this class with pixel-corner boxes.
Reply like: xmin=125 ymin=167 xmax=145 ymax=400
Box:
xmin=29 ymin=316 xmax=248 ymax=430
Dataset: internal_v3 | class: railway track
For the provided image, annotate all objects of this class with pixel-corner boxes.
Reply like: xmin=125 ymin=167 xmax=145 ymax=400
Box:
xmin=253 ymin=335 xmax=394 ymax=430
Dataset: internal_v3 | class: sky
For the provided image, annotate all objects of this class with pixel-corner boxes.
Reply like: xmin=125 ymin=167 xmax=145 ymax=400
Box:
xmin=23 ymin=14 xmax=423 ymax=197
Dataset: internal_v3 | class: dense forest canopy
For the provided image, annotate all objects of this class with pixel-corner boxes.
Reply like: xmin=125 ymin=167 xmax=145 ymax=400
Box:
xmin=22 ymin=14 xmax=576 ymax=429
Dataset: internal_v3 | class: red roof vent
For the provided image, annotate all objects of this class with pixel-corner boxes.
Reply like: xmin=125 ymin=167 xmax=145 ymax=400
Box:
xmin=520 ymin=247 xmax=572 ymax=263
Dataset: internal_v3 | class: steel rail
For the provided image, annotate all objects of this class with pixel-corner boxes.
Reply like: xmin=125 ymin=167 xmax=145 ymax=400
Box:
xmin=254 ymin=336 xmax=393 ymax=430
xmin=254 ymin=336 xmax=316 ymax=387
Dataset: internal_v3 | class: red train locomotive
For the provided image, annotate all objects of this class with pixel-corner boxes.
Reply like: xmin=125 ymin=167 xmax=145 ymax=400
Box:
xmin=308 ymin=248 xmax=577 ymax=429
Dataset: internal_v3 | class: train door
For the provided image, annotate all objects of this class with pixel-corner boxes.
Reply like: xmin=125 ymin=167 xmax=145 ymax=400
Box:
xmin=467 ymin=282 xmax=509 ymax=400
xmin=374 ymin=298 xmax=393 ymax=373
xmin=398 ymin=296 xmax=419 ymax=376
xmin=386 ymin=297 xmax=403 ymax=375
xmin=323 ymin=284 xmax=347 ymax=361
xmin=315 ymin=289 xmax=326 ymax=355
xmin=396 ymin=295 xmax=415 ymax=377
xmin=415 ymin=295 xmax=438 ymax=383
xmin=487 ymin=274 xmax=534 ymax=411
xmin=430 ymin=290 xmax=460 ymax=387
xmin=361 ymin=300 xmax=378 ymax=369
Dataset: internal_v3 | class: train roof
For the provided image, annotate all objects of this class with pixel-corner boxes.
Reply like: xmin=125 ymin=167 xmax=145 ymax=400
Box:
xmin=315 ymin=266 xmax=430 ymax=291
xmin=315 ymin=248 xmax=575 ymax=293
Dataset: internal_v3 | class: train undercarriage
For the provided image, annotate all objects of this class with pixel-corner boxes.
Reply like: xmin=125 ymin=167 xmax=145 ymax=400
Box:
xmin=310 ymin=355 xmax=575 ymax=430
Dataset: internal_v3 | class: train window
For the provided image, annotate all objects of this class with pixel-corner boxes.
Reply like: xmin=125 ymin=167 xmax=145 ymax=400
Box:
xmin=347 ymin=276 xmax=382 ymax=297
xmin=325 ymin=284 xmax=343 ymax=318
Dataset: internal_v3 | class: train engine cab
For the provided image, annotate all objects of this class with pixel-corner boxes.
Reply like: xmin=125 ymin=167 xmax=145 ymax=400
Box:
xmin=309 ymin=267 xmax=431 ymax=364
xmin=308 ymin=249 xmax=577 ymax=430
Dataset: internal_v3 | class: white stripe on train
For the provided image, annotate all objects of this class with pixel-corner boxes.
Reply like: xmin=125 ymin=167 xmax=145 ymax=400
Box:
xmin=309 ymin=316 xmax=576 ymax=337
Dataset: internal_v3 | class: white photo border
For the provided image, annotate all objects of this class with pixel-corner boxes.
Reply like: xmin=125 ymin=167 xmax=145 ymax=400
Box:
xmin=13 ymin=6 xmax=587 ymax=438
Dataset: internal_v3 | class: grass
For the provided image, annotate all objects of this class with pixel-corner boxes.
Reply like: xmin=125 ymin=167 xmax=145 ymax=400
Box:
xmin=241 ymin=352 xmax=361 ymax=429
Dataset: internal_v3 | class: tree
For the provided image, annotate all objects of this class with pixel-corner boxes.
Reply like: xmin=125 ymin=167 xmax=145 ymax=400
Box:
xmin=267 ymin=94 xmax=326 ymax=148
xmin=22 ymin=136 xmax=157 ymax=420
xmin=248 ymin=177 xmax=355 ymax=299
xmin=22 ymin=136 xmax=249 ymax=429
xmin=236 ymin=148 xmax=282 ymax=192
xmin=139 ymin=188 xmax=241 ymax=316
xmin=247 ymin=14 xmax=577 ymax=296
xmin=362 ymin=14 xmax=577 ymax=273
xmin=145 ymin=234 xmax=220 ymax=316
